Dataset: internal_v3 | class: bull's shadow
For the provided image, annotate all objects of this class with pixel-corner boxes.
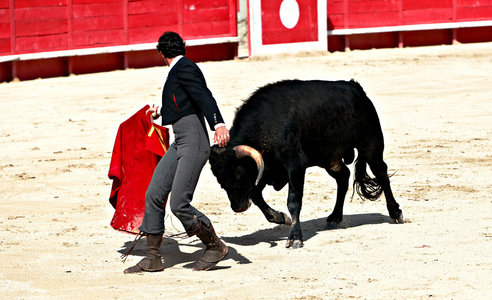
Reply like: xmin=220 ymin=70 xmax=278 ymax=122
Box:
xmin=222 ymin=213 xmax=394 ymax=247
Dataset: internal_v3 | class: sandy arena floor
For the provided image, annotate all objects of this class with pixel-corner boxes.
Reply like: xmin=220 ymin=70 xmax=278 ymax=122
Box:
xmin=0 ymin=42 xmax=491 ymax=299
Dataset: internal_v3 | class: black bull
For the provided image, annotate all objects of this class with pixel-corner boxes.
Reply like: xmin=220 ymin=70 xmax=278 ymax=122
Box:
xmin=209 ymin=80 xmax=403 ymax=248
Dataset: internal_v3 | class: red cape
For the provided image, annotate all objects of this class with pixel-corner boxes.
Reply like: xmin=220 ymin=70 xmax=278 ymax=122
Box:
xmin=108 ymin=105 xmax=169 ymax=234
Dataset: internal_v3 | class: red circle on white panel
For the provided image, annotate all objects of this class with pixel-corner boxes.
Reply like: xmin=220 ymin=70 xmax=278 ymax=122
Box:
xmin=279 ymin=0 xmax=300 ymax=29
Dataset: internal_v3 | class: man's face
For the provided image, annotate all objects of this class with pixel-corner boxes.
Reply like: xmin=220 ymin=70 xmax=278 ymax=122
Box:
xmin=161 ymin=54 xmax=170 ymax=66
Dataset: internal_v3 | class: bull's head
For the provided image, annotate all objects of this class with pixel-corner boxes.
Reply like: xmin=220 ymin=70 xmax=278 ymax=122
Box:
xmin=209 ymin=145 xmax=264 ymax=213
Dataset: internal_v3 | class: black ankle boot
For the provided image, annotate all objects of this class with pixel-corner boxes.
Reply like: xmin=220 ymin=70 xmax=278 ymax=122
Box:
xmin=124 ymin=233 xmax=164 ymax=274
xmin=193 ymin=222 xmax=228 ymax=271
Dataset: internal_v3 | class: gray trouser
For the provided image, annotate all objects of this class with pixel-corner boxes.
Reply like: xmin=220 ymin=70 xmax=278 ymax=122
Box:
xmin=139 ymin=114 xmax=211 ymax=235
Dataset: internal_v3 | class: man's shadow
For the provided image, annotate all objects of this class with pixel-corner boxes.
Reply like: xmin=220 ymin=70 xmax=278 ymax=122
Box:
xmin=119 ymin=236 xmax=250 ymax=270
xmin=118 ymin=213 xmax=394 ymax=270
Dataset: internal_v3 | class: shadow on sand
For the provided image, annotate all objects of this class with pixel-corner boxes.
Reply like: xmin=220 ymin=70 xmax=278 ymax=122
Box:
xmin=222 ymin=212 xmax=395 ymax=248
xmin=118 ymin=213 xmax=394 ymax=270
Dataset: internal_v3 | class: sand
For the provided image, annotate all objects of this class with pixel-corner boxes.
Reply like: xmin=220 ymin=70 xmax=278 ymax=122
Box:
xmin=0 ymin=42 xmax=491 ymax=299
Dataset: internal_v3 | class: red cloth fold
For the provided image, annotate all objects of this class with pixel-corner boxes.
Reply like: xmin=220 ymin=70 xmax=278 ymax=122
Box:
xmin=108 ymin=105 xmax=169 ymax=234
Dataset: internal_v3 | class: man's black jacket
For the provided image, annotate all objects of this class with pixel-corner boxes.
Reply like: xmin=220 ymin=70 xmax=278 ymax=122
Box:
xmin=161 ymin=57 xmax=225 ymax=130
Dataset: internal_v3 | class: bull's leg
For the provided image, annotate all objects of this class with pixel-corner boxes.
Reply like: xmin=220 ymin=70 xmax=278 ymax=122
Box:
xmin=285 ymin=169 xmax=306 ymax=249
xmin=251 ymin=188 xmax=292 ymax=225
xmin=325 ymin=163 xmax=350 ymax=229
xmin=367 ymin=158 xmax=404 ymax=223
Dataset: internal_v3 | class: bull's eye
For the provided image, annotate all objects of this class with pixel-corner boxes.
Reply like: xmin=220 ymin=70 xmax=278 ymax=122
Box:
xmin=235 ymin=170 xmax=243 ymax=181
xmin=235 ymin=166 xmax=246 ymax=181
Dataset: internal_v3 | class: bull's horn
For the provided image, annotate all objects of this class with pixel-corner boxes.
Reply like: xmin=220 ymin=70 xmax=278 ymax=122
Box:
xmin=233 ymin=145 xmax=264 ymax=185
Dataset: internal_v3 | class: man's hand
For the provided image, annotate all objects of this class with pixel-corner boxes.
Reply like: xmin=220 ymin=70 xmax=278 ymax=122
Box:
xmin=214 ymin=126 xmax=230 ymax=147
xmin=146 ymin=106 xmax=160 ymax=120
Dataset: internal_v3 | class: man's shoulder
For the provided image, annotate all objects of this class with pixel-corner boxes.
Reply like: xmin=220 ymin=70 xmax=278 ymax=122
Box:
xmin=175 ymin=57 xmax=202 ymax=78
xmin=175 ymin=56 xmax=196 ymax=68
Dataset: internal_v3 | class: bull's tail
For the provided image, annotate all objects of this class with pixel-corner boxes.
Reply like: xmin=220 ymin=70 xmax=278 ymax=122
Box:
xmin=353 ymin=156 xmax=383 ymax=201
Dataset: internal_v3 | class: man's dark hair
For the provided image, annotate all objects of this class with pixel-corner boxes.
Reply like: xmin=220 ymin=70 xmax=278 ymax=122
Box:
xmin=156 ymin=31 xmax=186 ymax=58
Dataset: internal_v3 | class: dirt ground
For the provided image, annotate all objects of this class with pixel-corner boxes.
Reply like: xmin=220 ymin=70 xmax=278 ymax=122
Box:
xmin=1 ymin=42 xmax=491 ymax=299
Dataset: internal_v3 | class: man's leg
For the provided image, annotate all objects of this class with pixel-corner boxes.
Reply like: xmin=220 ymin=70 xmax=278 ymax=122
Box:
xmin=168 ymin=115 xmax=211 ymax=232
xmin=124 ymin=143 xmax=178 ymax=274
xmin=168 ymin=115 xmax=228 ymax=271
xmin=140 ymin=142 xmax=178 ymax=234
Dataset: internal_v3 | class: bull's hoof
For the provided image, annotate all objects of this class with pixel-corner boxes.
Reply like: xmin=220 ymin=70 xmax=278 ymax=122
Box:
xmin=326 ymin=214 xmax=343 ymax=230
xmin=393 ymin=212 xmax=404 ymax=224
xmin=325 ymin=221 xmax=341 ymax=230
xmin=282 ymin=213 xmax=292 ymax=226
xmin=266 ymin=211 xmax=292 ymax=225
xmin=285 ymin=239 xmax=303 ymax=249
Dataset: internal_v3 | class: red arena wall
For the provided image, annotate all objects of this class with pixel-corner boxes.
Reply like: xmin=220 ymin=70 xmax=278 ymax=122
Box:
xmin=0 ymin=0 xmax=238 ymax=82
xmin=1 ymin=0 xmax=492 ymax=82
xmin=327 ymin=0 xmax=492 ymax=51
xmin=261 ymin=0 xmax=319 ymax=45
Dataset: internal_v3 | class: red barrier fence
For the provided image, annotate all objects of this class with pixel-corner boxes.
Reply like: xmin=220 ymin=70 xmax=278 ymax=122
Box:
xmin=0 ymin=0 xmax=238 ymax=82
xmin=1 ymin=0 xmax=492 ymax=82
xmin=327 ymin=0 xmax=492 ymax=28
xmin=327 ymin=0 xmax=492 ymax=51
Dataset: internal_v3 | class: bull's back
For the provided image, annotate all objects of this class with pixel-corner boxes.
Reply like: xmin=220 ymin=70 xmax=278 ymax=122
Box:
xmin=291 ymin=80 xmax=372 ymax=161
xmin=231 ymin=80 xmax=382 ymax=161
